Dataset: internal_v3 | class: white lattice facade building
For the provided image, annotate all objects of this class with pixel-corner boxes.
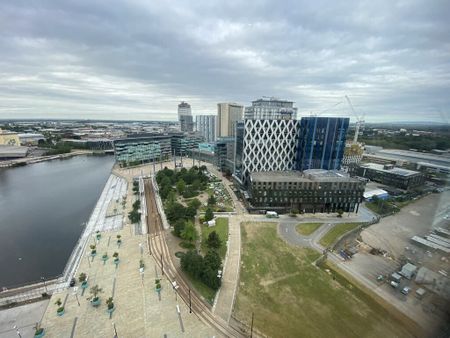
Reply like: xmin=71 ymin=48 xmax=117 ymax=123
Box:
xmin=239 ymin=119 xmax=300 ymax=185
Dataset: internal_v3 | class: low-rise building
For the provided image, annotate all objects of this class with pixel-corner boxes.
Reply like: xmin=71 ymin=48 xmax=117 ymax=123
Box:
xmin=249 ymin=170 xmax=365 ymax=213
xmin=0 ymin=129 xmax=20 ymax=146
xmin=113 ymin=135 xmax=171 ymax=166
xmin=353 ymin=163 xmax=425 ymax=190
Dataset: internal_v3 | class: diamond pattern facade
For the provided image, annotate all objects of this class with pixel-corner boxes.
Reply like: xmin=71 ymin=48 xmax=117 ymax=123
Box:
xmin=240 ymin=119 xmax=300 ymax=185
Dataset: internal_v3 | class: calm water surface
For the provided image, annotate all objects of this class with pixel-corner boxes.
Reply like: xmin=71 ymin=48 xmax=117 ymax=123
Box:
xmin=0 ymin=155 xmax=114 ymax=287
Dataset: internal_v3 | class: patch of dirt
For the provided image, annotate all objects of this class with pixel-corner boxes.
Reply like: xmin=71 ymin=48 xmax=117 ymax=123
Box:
xmin=259 ymin=272 xmax=301 ymax=287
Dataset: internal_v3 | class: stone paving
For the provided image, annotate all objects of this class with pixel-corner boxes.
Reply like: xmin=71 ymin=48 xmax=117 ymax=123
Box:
xmin=39 ymin=173 xmax=218 ymax=338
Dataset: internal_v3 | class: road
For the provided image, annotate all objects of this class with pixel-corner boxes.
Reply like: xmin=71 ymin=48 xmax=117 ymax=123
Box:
xmin=144 ymin=179 xmax=246 ymax=338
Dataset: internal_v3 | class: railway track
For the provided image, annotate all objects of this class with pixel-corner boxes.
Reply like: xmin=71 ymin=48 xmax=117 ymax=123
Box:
xmin=144 ymin=179 xmax=245 ymax=338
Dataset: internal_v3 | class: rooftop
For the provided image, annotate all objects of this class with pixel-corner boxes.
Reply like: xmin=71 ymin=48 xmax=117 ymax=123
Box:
xmin=360 ymin=163 xmax=420 ymax=177
xmin=250 ymin=170 xmax=359 ymax=183
xmin=0 ymin=145 xmax=29 ymax=158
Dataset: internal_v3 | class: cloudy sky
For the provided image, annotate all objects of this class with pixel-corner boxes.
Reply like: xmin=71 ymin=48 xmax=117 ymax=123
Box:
xmin=1 ymin=0 xmax=449 ymax=123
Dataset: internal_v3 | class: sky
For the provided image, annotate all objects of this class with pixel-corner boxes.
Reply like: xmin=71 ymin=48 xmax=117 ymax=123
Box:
xmin=1 ymin=0 xmax=449 ymax=123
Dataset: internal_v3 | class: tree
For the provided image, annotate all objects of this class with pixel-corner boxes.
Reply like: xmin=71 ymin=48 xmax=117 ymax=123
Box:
xmin=181 ymin=221 xmax=198 ymax=243
xmin=165 ymin=202 xmax=186 ymax=223
xmin=176 ymin=179 xmax=186 ymax=194
xmin=188 ymin=198 xmax=201 ymax=210
xmin=185 ymin=205 xmax=197 ymax=219
xmin=180 ymin=250 xmax=204 ymax=278
xmin=337 ymin=209 xmax=344 ymax=218
xmin=191 ymin=179 xmax=201 ymax=192
xmin=204 ymin=207 xmax=214 ymax=222
xmin=204 ymin=250 xmax=221 ymax=271
xmin=207 ymin=194 xmax=216 ymax=206
xmin=174 ymin=219 xmax=186 ymax=237
xmin=128 ymin=210 xmax=140 ymax=223
xmin=201 ymin=266 xmax=221 ymax=290
xmin=206 ymin=231 xmax=221 ymax=250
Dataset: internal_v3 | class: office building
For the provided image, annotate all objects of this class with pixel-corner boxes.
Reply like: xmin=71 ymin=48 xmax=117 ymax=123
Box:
xmin=234 ymin=119 xmax=300 ymax=186
xmin=195 ymin=115 xmax=216 ymax=142
xmin=296 ymin=117 xmax=349 ymax=171
xmin=171 ymin=133 xmax=203 ymax=156
xmin=113 ymin=135 xmax=172 ymax=166
xmin=244 ymin=97 xmax=297 ymax=120
xmin=216 ymin=137 xmax=235 ymax=173
xmin=178 ymin=101 xmax=194 ymax=132
xmin=249 ymin=170 xmax=365 ymax=213
xmin=217 ymin=103 xmax=243 ymax=137
xmin=353 ymin=163 xmax=425 ymax=190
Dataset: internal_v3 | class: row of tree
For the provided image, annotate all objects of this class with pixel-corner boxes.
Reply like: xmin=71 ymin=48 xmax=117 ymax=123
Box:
xmin=157 ymin=166 xmax=209 ymax=200
xmin=181 ymin=248 xmax=222 ymax=290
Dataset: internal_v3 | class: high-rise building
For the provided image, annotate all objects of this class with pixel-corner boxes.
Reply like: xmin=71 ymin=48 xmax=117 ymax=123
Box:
xmin=244 ymin=97 xmax=297 ymax=120
xmin=178 ymin=101 xmax=193 ymax=132
xmin=234 ymin=119 xmax=300 ymax=186
xmin=195 ymin=115 xmax=216 ymax=142
xmin=217 ymin=103 xmax=243 ymax=137
xmin=296 ymin=117 xmax=349 ymax=171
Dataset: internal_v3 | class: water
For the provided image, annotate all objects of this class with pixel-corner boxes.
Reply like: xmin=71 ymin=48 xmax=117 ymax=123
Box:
xmin=0 ymin=155 xmax=114 ymax=287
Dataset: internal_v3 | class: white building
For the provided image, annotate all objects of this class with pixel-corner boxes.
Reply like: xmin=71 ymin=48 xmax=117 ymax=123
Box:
xmin=235 ymin=119 xmax=300 ymax=186
xmin=195 ymin=115 xmax=216 ymax=142
xmin=244 ymin=97 xmax=297 ymax=120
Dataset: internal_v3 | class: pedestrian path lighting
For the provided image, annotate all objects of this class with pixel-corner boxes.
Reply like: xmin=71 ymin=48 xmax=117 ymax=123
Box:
xmin=116 ymin=235 xmax=122 ymax=247
xmin=95 ymin=231 xmax=101 ymax=241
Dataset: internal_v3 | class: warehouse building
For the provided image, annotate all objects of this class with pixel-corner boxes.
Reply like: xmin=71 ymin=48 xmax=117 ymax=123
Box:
xmin=249 ymin=170 xmax=365 ymax=213
xmin=352 ymin=163 xmax=424 ymax=190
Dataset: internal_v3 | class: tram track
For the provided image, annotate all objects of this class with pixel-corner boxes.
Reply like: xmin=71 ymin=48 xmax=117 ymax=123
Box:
xmin=144 ymin=179 xmax=245 ymax=338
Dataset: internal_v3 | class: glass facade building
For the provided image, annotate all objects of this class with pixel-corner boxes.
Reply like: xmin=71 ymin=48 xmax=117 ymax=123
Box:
xmin=296 ymin=117 xmax=349 ymax=171
xmin=113 ymin=135 xmax=171 ymax=166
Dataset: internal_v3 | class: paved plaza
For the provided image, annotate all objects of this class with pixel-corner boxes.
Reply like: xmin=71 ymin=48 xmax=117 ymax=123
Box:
xmin=38 ymin=174 xmax=218 ymax=338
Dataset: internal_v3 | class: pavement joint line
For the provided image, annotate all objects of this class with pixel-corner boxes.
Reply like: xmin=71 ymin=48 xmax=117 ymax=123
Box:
xmin=176 ymin=305 xmax=185 ymax=332
xmin=111 ymin=277 xmax=116 ymax=298
xmin=107 ymin=236 xmax=111 ymax=247
xmin=69 ymin=316 xmax=78 ymax=338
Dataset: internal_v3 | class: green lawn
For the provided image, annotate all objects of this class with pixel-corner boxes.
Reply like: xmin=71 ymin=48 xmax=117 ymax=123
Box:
xmin=319 ymin=222 xmax=363 ymax=248
xmin=296 ymin=222 xmax=323 ymax=235
xmin=201 ymin=217 xmax=229 ymax=259
xmin=234 ymin=222 xmax=412 ymax=338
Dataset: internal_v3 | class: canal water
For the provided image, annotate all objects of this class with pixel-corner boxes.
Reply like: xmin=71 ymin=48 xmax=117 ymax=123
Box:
xmin=0 ymin=155 xmax=114 ymax=287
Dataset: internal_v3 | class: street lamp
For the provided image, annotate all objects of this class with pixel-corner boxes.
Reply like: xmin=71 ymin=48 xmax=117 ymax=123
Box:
xmin=40 ymin=277 xmax=48 ymax=294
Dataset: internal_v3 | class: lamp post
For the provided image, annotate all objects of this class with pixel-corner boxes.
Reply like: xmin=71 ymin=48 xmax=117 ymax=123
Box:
xmin=40 ymin=277 xmax=48 ymax=294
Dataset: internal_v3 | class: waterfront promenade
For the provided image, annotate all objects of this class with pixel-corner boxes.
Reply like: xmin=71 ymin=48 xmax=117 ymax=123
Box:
xmin=38 ymin=166 xmax=217 ymax=337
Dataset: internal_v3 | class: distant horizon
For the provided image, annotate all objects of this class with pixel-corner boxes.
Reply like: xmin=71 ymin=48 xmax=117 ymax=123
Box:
xmin=1 ymin=117 xmax=449 ymax=127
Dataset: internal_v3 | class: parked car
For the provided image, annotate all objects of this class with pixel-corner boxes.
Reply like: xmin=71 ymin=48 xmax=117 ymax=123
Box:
xmin=401 ymin=287 xmax=410 ymax=295
xmin=390 ymin=281 xmax=399 ymax=288
xmin=69 ymin=278 xmax=76 ymax=287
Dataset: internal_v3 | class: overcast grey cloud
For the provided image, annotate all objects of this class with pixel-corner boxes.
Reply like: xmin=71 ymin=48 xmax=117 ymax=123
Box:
xmin=0 ymin=0 xmax=449 ymax=122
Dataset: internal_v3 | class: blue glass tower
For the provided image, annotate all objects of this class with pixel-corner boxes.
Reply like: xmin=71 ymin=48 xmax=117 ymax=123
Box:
xmin=296 ymin=117 xmax=349 ymax=171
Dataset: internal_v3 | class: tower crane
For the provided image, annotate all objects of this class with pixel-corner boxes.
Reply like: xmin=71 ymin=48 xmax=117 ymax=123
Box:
xmin=345 ymin=95 xmax=365 ymax=143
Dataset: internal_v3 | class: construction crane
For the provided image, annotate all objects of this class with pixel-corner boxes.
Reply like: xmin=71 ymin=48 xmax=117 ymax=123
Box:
xmin=309 ymin=100 xmax=343 ymax=117
xmin=345 ymin=95 xmax=365 ymax=143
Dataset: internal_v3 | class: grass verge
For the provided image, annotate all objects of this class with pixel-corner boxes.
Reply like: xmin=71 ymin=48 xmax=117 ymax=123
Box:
xmin=295 ymin=222 xmax=322 ymax=235
xmin=184 ymin=272 xmax=216 ymax=304
xmin=234 ymin=222 xmax=412 ymax=338
xmin=319 ymin=222 xmax=363 ymax=248
xmin=201 ymin=217 xmax=229 ymax=259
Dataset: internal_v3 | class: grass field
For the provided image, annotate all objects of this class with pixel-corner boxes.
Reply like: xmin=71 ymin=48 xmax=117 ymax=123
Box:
xmin=296 ymin=222 xmax=323 ymax=235
xmin=234 ymin=222 xmax=412 ymax=338
xmin=201 ymin=217 xmax=229 ymax=259
xmin=319 ymin=222 xmax=363 ymax=247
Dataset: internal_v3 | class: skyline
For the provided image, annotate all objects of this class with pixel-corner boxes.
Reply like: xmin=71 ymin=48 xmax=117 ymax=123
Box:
xmin=1 ymin=0 xmax=449 ymax=123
